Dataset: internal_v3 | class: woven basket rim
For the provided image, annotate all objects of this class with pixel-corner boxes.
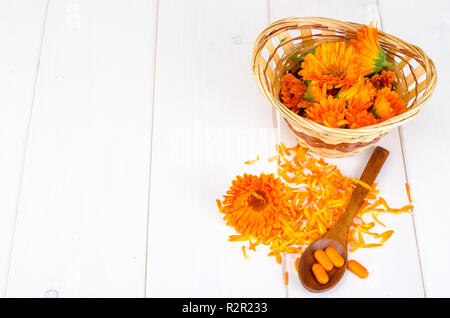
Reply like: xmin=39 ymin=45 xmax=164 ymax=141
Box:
xmin=251 ymin=17 xmax=437 ymax=135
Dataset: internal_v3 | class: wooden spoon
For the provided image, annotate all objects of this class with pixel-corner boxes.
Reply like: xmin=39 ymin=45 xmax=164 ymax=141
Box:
xmin=297 ymin=146 xmax=389 ymax=292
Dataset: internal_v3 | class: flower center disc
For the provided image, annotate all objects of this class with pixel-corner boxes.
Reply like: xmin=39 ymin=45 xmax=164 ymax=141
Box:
xmin=247 ymin=190 xmax=268 ymax=211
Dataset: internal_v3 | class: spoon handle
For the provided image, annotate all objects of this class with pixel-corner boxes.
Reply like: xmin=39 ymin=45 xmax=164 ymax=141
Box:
xmin=336 ymin=146 xmax=390 ymax=233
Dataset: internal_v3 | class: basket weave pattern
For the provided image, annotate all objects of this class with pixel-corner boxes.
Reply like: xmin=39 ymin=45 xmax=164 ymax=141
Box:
xmin=251 ymin=17 xmax=437 ymax=157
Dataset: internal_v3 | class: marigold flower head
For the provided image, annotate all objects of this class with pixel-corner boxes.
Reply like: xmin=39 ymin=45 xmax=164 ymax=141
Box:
xmin=346 ymin=109 xmax=378 ymax=129
xmin=297 ymin=99 xmax=315 ymax=111
xmin=303 ymin=81 xmax=330 ymax=103
xmin=305 ymin=95 xmax=348 ymax=128
xmin=339 ymin=77 xmax=377 ymax=113
xmin=351 ymin=24 xmax=391 ymax=75
xmin=299 ymin=42 xmax=362 ymax=86
xmin=372 ymin=87 xmax=407 ymax=120
xmin=280 ymin=73 xmax=307 ymax=113
xmin=370 ymin=70 xmax=397 ymax=89
xmin=218 ymin=173 xmax=294 ymax=239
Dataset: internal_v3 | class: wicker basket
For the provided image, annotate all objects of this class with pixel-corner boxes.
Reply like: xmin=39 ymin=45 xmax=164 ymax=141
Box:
xmin=251 ymin=17 xmax=437 ymax=157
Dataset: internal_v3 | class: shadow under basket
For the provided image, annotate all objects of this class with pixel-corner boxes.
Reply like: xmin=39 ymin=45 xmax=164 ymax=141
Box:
xmin=251 ymin=17 xmax=437 ymax=157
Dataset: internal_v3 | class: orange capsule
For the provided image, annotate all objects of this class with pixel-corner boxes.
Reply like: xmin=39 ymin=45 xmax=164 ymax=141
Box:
xmin=313 ymin=249 xmax=333 ymax=271
xmin=347 ymin=259 xmax=369 ymax=278
xmin=312 ymin=263 xmax=329 ymax=285
xmin=325 ymin=247 xmax=345 ymax=268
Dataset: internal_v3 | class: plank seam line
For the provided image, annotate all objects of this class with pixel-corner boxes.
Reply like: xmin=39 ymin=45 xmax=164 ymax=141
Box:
xmin=397 ymin=127 xmax=427 ymax=297
xmin=267 ymin=0 xmax=279 ymax=132
xmin=377 ymin=0 xmax=427 ymax=298
xmin=3 ymin=0 xmax=50 ymax=297
xmin=144 ymin=0 xmax=160 ymax=298
xmin=266 ymin=0 xmax=288 ymax=298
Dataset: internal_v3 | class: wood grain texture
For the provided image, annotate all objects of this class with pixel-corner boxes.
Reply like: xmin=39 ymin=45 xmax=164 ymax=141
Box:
xmin=270 ymin=0 xmax=424 ymax=297
xmin=379 ymin=0 xmax=450 ymax=297
xmin=0 ymin=0 xmax=48 ymax=295
xmin=146 ymin=0 xmax=286 ymax=297
xmin=6 ymin=0 xmax=157 ymax=297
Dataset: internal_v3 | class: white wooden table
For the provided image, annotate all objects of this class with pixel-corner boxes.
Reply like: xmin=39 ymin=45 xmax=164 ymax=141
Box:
xmin=0 ymin=0 xmax=448 ymax=298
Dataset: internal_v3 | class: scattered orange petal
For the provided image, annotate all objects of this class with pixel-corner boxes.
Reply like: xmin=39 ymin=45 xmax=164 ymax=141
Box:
xmin=405 ymin=183 xmax=413 ymax=203
xmin=245 ymin=155 xmax=259 ymax=165
xmin=242 ymin=246 xmax=249 ymax=260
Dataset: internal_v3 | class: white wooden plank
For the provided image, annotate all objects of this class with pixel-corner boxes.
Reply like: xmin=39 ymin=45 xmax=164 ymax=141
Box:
xmin=146 ymin=0 xmax=286 ymax=297
xmin=379 ymin=0 xmax=450 ymax=297
xmin=0 ymin=0 xmax=48 ymax=295
xmin=6 ymin=0 xmax=157 ymax=297
xmin=270 ymin=0 xmax=424 ymax=297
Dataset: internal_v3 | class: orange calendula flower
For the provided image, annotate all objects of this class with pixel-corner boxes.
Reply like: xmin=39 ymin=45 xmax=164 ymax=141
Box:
xmin=218 ymin=173 xmax=293 ymax=239
xmin=280 ymin=73 xmax=307 ymax=113
xmin=299 ymin=42 xmax=362 ymax=87
xmin=303 ymin=81 xmax=329 ymax=102
xmin=296 ymin=99 xmax=315 ymax=111
xmin=351 ymin=24 xmax=391 ymax=75
xmin=371 ymin=87 xmax=407 ymax=120
xmin=305 ymin=95 xmax=348 ymax=128
xmin=346 ymin=109 xmax=378 ymax=129
xmin=339 ymin=77 xmax=377 ymax=113
xmin=370 ymin=70 xmax=396 ymax=89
